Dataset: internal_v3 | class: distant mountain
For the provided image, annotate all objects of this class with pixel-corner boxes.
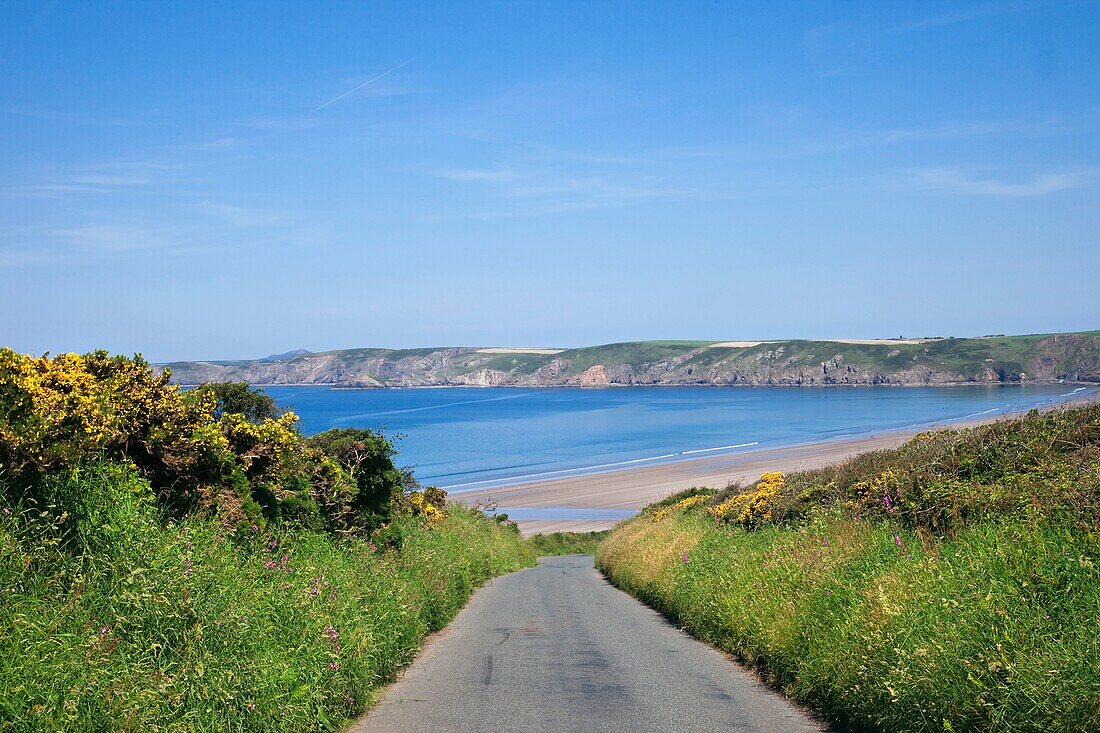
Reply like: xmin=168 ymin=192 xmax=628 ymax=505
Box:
xmin=260 ymin=348 xmax=311 ymax=363
xmin=157 ymin=331 xmax=1100 ymax=388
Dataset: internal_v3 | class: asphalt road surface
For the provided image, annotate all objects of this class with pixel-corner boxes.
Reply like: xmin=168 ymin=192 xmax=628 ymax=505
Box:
xmin=351 ymin=555 xmax=825 ymax=733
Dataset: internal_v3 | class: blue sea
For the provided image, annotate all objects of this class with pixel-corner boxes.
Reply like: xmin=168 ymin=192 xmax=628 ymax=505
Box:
xmin=263 ymin=384 xmax=1095 ymax=492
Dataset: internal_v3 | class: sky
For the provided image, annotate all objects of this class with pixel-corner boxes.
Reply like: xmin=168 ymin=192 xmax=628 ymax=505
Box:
xmin=2 ymin=1 xmax=1099 ymax=361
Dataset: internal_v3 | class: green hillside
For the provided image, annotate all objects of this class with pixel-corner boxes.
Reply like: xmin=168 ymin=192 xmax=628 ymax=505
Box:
xmin=159 ymin=331 xmax=1100 ymax=387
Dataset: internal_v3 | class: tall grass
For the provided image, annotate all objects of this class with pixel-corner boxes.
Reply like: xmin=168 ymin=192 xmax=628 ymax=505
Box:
xmin=0 ymin=464 xmax=533 ymax=731
xmin=525 ymin=530 xmax=610 ymax=556
xmin=597 ymin=405 xmax=1100 ymax=732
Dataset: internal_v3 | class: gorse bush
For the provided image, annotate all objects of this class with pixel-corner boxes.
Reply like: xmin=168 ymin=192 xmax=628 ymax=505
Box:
xmin=0 ymin=348 xmax=535 ymax=730
xmin=601 ymin=403 xmax=1100 ymax=732
xmin=692 ymin=403 xmax=1100 ymax=536
xmin=0 ymin=349 xmax=408 ymax=533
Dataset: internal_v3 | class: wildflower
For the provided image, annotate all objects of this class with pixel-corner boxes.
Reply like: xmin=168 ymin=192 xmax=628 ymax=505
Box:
xmin=247 ymin=702 xmax=256 ymax=712
xmin=251 ymin=524 xmax=259 ymax=533
xmin=2 ymin=507 xmax=10 ymax=516
xmin=329 ymin=661 xmax=340 ymax=671
xmin=323 ymin=625 xmax=339 ymax=642
xmin=99 ymin=625 xmax=110 ymax=637
xmin=681 ymin=552 xmax=690 ymax=565
xmin=345 ymin=695 xmax=355 ymax=705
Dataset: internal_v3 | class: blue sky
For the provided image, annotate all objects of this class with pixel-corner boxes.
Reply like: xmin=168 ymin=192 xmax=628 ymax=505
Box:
xmin=2 ymin=1 xmax=1098 ymax=361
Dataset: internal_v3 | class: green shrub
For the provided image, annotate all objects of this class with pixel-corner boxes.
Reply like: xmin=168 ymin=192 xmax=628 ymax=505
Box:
xmin=0 ymin=349 xmax=407 ymax=535
xmin=0 ymin=464 xmax=533 ymax=731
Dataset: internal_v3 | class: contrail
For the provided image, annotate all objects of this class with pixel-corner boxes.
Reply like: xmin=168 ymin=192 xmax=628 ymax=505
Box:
xmin=312 ymin=58 xmax=414 ymax=112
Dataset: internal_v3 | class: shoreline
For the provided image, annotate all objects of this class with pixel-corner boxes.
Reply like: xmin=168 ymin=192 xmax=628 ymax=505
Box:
xmin=174 ymin=380 xmax=1099 ymax=390
xmin=464 ymin=392 xmax=1099 ymax=536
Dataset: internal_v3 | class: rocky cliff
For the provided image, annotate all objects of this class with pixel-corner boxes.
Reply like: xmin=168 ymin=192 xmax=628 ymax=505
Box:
xmin=158 ymin=332 xmax=1100 ymax=388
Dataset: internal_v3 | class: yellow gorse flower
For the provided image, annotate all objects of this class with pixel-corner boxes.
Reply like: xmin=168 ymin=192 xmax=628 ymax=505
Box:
xmin=709 ymin=471 xmax=786 ymax=528
xmin=652 ymin=493 xmax=709 ymax=522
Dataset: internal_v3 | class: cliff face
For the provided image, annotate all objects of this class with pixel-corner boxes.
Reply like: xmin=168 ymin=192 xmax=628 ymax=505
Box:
xmin=158 ymin=332 xmax=1100 ymax=388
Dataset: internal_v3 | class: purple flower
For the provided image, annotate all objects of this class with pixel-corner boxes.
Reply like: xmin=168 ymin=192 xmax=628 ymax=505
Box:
xmin=681 ymin=552 xmax=690 ymax=565
xmin=2 ymin=507 xmax=10 ymax=516
xmin=329 ymin=661 xmax=341 ymax=671
xmin=251 ymin=524 xmax=259 ymax=533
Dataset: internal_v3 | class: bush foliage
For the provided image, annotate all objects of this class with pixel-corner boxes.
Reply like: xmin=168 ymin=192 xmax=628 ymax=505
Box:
xmin=0 ymin=349 xmax=535 ymax=730
xmin=0 ymin=349 xmax=415 ymax=533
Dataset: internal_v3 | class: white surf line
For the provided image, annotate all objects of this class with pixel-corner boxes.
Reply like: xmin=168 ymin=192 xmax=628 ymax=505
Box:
xmin=1061 ymin=386 xmax=1088 ymax=397
xmin=680 ymin=441 xmax=758 ymax=455
xmin=443 ymin=453 xmax=678 ymax=491
xmin=444 ymin=441 xmax=760 ymax=491
xmin=333 ymin=391 xmax=536 ymax=421
xmin=938 ymin=407 xmax=1002 ymax=424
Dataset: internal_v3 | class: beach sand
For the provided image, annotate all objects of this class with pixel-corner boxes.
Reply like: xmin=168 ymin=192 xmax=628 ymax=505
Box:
xmin=457 ymin=430 xmax=919 ymax=536
xmin=457 ymin=392 xmax=1100 ymax=536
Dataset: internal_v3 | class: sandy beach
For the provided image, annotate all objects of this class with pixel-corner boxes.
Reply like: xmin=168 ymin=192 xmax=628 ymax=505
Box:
xmin=457 ymin=393 xmax=1099 ymax=536
xmin=457 ymin=431 xmax=915 ymax=535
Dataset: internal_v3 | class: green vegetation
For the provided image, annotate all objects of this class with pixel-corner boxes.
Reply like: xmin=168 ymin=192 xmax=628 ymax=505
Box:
xmin=596 ymin=404 xmax=1100 ymax=732
xmin=159 ymin=330 xmax=1100 ymax=387
xmin=0 ymin=350 xmax=534 ymax=730
xmin=526 ymin=530 xmax=610 ymax=556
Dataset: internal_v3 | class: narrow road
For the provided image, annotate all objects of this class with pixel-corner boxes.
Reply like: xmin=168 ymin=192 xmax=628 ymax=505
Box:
xmin=351 ymin=555 xmax=825 ymax=733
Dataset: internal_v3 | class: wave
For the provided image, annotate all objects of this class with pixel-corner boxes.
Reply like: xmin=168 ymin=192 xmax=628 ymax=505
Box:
xmin=444 ymin=441 xmax=760 ymax=491
xmin=332 ymin=391 xmax=536 ymax=421
xmin=938 ymin=407 xmax=1002 ymax=424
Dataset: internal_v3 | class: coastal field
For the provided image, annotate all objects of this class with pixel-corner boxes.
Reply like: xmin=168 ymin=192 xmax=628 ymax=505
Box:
xmin=596 ymin=402 xmax=1100 ymax=732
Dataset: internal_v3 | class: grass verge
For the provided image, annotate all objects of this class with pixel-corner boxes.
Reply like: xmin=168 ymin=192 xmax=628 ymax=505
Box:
xmin=0 ymin=464 xmax=534 ymax=732
xmin=596 ymin=405 xmax=1100 ymax=732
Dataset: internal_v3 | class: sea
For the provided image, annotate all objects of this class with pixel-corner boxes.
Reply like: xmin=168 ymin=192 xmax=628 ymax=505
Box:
xmin=263 ymin=383 xmax=1094 ymax=493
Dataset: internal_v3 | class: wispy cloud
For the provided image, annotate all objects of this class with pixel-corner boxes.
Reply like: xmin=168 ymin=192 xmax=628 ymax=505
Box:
xmin=196 ymin=201 xmax=289 ymax=228
xmin=16 ymin=160 xmax=185 ymax=197
xmin=185 ymin=136 xmax=242 ymax=151
xmin=432 ymin=159 xmax=704 ymax=217
xmin=434 ymin=166 xmax=519 ymax=183
xmin=233 ymin=115 xmax=323 ymax=132
xmin=49 ymin=224 xmax=168 ymax=253
xmin=806 ymin=118 xmax=1069 ymax=154
xmin=312 ymin=58 xmax=415 ymax=113
xmin=885 ymin=1 xmax=1069 ymax=35
xmin=9 ymin=107 xmax=154 ymax=128
xmin=913 ymin=167 xmax=1096 ymax=197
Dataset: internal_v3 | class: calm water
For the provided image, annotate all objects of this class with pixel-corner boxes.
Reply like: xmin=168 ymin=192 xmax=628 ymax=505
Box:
xmin=263 ymin=384 xmax=1094 ymax=491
